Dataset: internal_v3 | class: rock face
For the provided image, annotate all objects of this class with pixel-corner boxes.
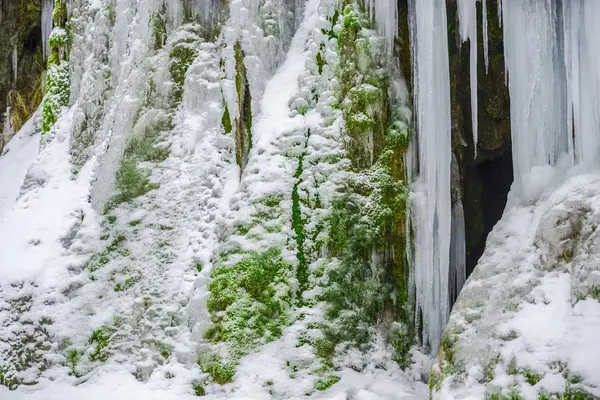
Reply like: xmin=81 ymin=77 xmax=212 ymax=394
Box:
xmin=446 ymin=0 xmax=513 ymax=277
xmin=432 ymin=171 xmax=600 ymax=399
xmin=0 ymin=0 xmax=44 ymax=149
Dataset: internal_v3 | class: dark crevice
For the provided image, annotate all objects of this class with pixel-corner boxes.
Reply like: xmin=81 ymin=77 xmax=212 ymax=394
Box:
xmin=465 ymin=152 xmax=513 ymax=277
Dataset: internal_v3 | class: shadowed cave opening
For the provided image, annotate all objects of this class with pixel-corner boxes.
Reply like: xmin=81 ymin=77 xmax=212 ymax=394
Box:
xmin=465 ymin=151 xmax=514 ymax=278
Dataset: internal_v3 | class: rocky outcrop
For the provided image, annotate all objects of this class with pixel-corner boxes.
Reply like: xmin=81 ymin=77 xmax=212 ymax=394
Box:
xmin=0 ymin=0 xmax=44 ymax=150
xmin=432 ymin=171 xmax=600 ymax=399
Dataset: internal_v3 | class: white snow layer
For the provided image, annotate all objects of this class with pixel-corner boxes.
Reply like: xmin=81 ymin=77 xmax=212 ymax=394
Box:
xmin=0 ymin=115 xmax=40 ymax=222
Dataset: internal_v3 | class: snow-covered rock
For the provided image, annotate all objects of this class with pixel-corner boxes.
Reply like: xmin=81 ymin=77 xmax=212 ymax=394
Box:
xmin=433 ymin=167 xmax=600 ymax=399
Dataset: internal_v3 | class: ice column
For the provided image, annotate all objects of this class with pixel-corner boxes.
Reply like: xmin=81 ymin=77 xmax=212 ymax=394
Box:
xmin=562 ymin=0 xmax=600 ymax=167
xmin=449 ymin=155 xmax=466 ymax=304
xmin=407 ymin=0 xmax=452 ymax=352
xmin=42 ymin=0 xmax=54 ymax=60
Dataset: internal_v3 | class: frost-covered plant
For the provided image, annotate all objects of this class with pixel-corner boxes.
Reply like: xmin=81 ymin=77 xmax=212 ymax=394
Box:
xmin=41 ymin=61 xmax=70 ymax=133
xmin=204 ymin=249 xmax=293 ymax=383
xmin=170 ymin=27 xmax=201 ymax=104
xmin=42 ymin=0 xmax=71 ymax=133
xmin=88 ymin=325 xmax=116 ymax=363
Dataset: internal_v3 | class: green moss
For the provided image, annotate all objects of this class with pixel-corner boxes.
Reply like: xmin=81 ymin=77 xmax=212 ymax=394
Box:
xmin=314 ymin=376 xmax=339 ymax=391
xmin=88 ymin=325 xmax=116 ymax=363
xmin=222 ymin=103 xmax=232 ymax=133
xmin=113 ymin=274 xmax=141 ymax=292
xmin=440 ymin=335 xmax=457 ymax=372
xmin=0 ymin=367 xmax=18 ymax=390
xmin=170 ymin=39 xmax=199 ymax=104
xmin=483 ymin=359 xmax=496 ymax=382
xmin=259 ymin=194 xmax=283 ymax=207
xmin=42 ymin=61 xmax=70 ymax=133
xmin=559 ymin=249 xmax=574 ymax=263
xmin=204 ymin=250 xmax=292 ymax=381
xmin=316 ymin=52 xmax=325 ymax=74
xmin=104 ymin=158 xmax=159 ymax=212
xmin=524 ymin=369 xmax=542 ymax=386
xmin=48 ymin=29 xmax=69 ymax=50
xmin=193 ymin=384 xmax=206 ymax=396
xmin=292 ymin=132 xmax=309 ymax=294
xmin=590 ymin=286 xmax=600 ymax=300
xmin=66 ymin=349 xmax=81 ymax=376
xmin=53 ymin=0 xmax=68 ymax=26
xmin=152 ymin=8 xmax=167 ymax=50
xmin=389 ymin=322 xmax=411 ymax=368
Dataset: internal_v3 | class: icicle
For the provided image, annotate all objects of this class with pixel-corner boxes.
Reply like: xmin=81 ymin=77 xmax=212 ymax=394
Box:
xmin=42 ymin=0 xmax=54 ymax=60
xmin=498 ymin=0 xmax=502 ymax=25
xmin=482 ymin=0 xmax=489 ymax=72
xmin=500 ymin=0 xmax=568 ymax=195
xmin=407 ymin=0 xmax=452 ymax=353
xmin=187 ymin=0 xmax=225 ymax=26
xmin=12 ymin=43 xmax=17 ymax=83
xmin=457 ymin=0 xmax=479 ymax=158
xmin=363 ymin=0 xmax=398 ymax=53
xmin=562 ymin=0 xmax=600 ymax=167
xmin=449 ymin=154 xmax=466 ymax=304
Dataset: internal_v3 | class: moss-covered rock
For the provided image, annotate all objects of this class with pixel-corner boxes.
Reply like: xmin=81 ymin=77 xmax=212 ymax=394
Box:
xmin=233 ymin=42 xmax=253 ymax=170
xmin=0 ymin=0 xmax=44 ymax=143
xmin=204 ymin=249 xmax=293 ymax=382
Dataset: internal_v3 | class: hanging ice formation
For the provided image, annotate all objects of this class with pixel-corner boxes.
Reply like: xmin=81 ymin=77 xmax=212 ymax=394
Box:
xmin=450 ymin=155 xmax=466 ymax=304
xmin=363 ymin=0 xmax=398 ymax=51
xmin=498 ymin=0 xmax=600 ymax=195
xmin=42 ymin=0 xmax=54 ymax=60
xmin=456 ymin=0 xmax=489 ymax=158
xmin=407 ymin=0 xmax=453 ymax=352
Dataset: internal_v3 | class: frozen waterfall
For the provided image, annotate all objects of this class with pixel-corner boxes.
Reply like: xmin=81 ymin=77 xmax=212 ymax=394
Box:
xmin=407 ymin=0 xmax=453 ymax=352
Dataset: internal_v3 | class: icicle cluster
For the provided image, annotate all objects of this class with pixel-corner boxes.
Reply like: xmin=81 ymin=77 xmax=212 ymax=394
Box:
xmin=456 ymin=0 xmax=488 ymax=158
xmin=363 ymin=0 xmax=398 ymax=52
xmin=499 ymin=0 xmax=600 ymax=194
xmin=407 ymin=0 xmax=452 ymax=352
xmin=42 ymin=0 xmax=54 ymax=60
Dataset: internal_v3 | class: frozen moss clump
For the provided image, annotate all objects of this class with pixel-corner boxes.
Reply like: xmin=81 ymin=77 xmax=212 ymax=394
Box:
xmin=204 ymin=249 xmax=293 ymax=383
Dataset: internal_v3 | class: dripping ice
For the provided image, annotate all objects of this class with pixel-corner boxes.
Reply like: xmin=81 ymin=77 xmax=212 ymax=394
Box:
xmin=456 ymin=0 xmax=489 ymax=158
